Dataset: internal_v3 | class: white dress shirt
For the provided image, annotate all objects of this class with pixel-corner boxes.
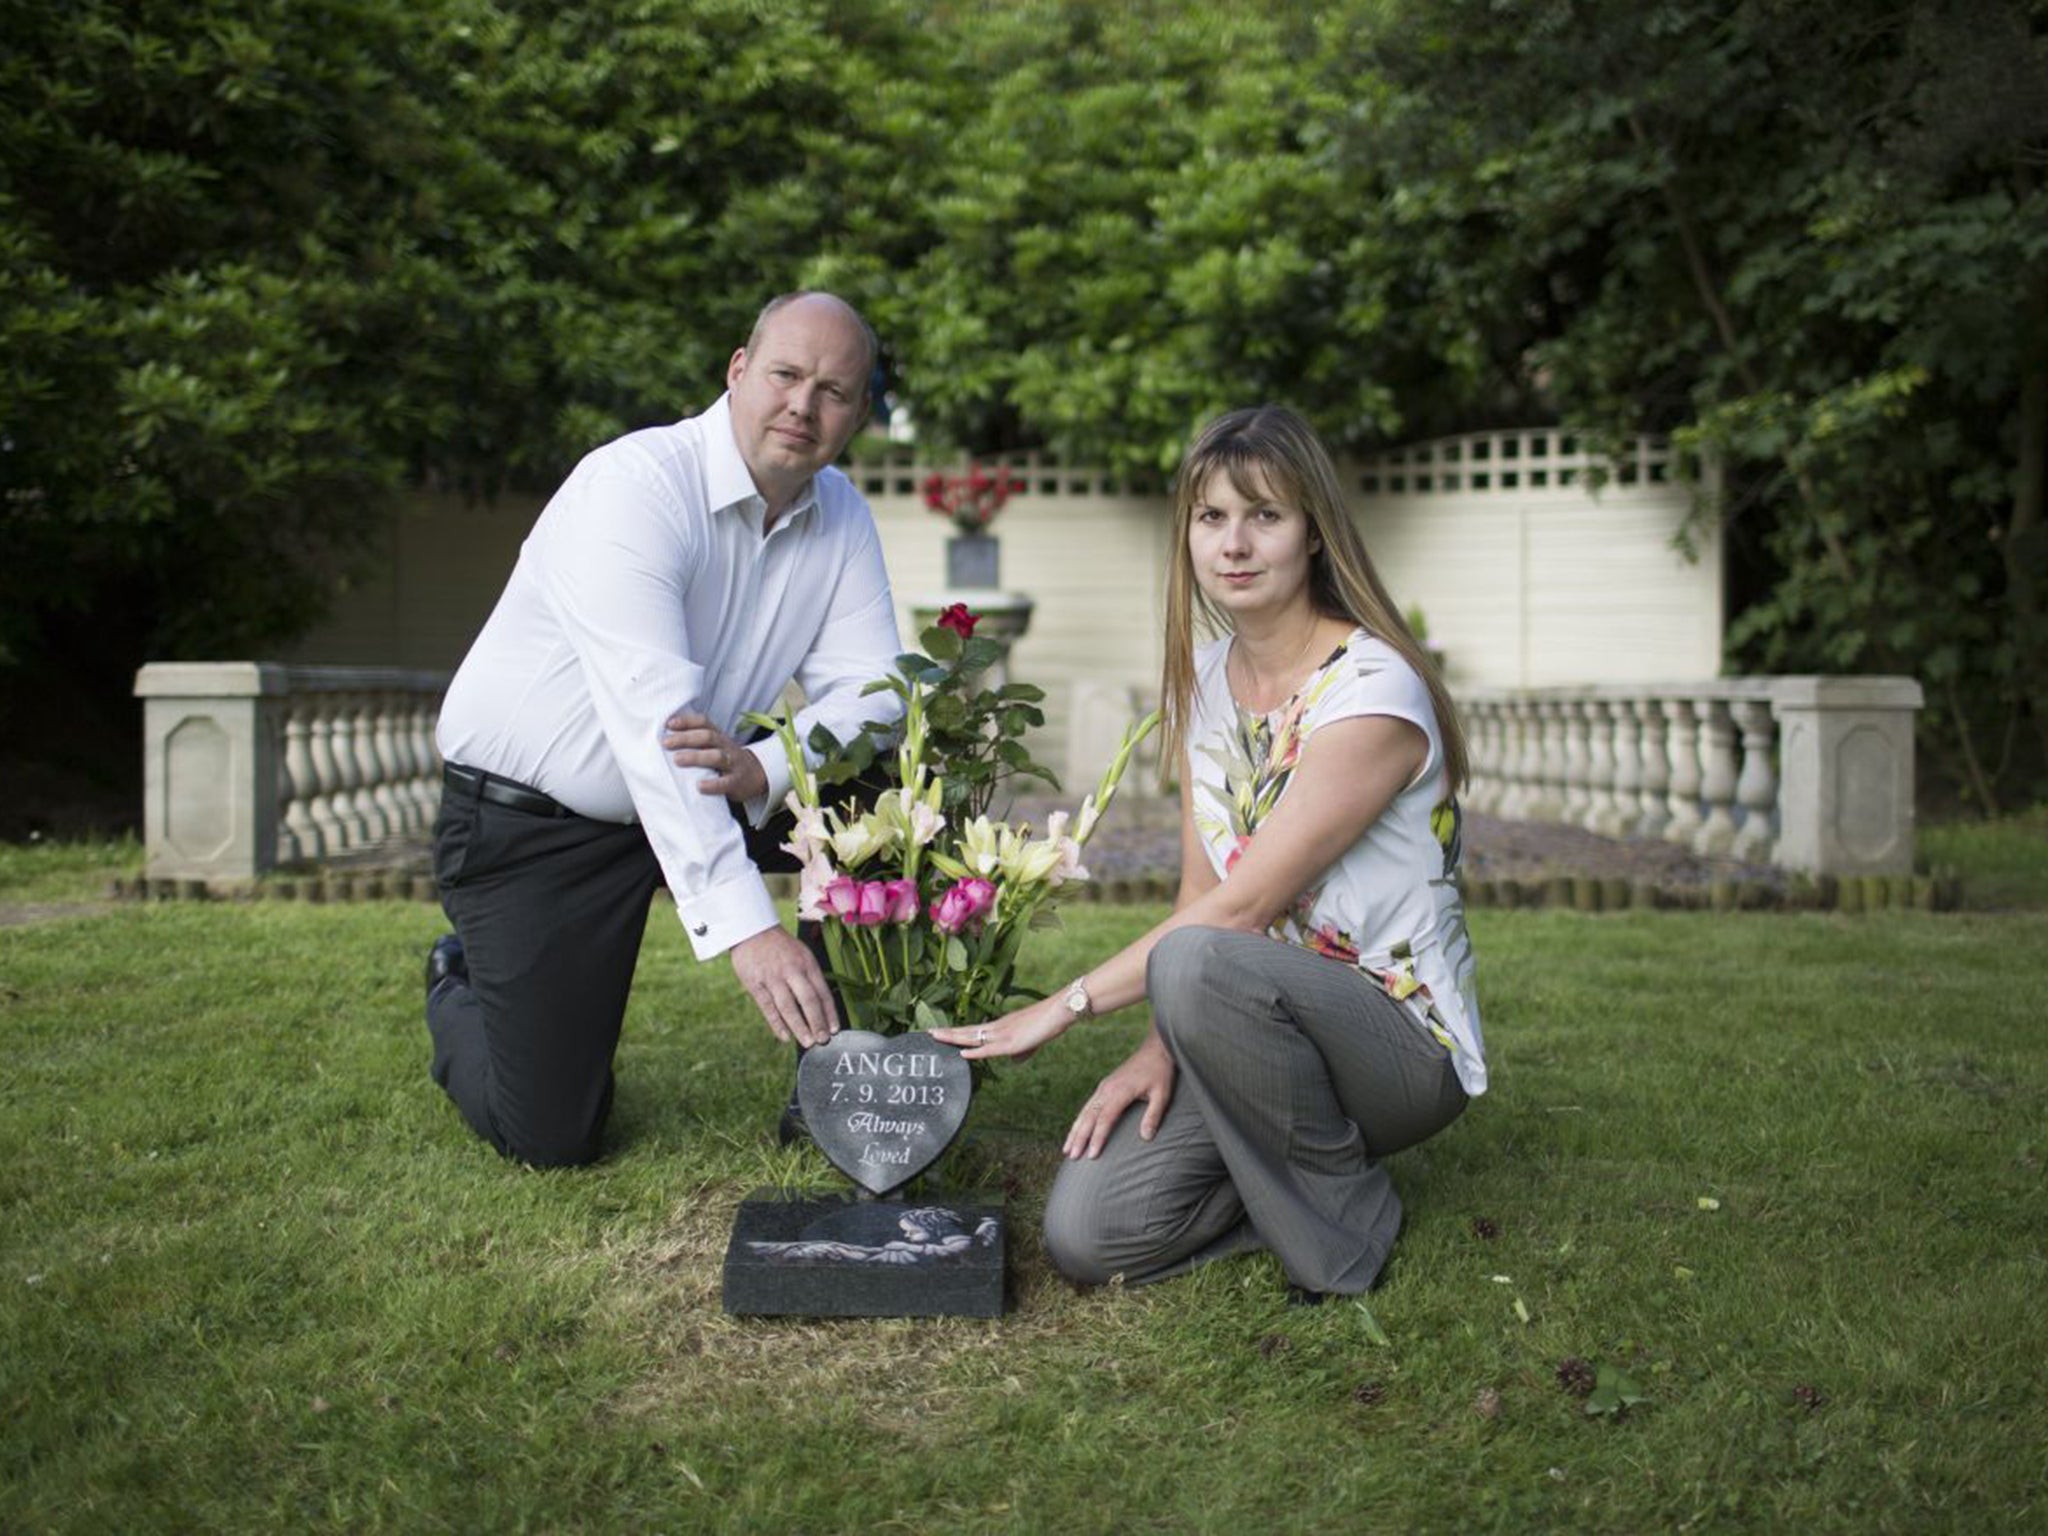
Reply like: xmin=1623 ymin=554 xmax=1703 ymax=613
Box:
xmin=437 ymin=393 xmax=903 ymax=960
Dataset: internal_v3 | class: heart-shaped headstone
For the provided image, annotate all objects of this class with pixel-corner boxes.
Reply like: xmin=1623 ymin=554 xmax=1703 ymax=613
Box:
xmin=797 ymin=1031 xmax=973 ymax=1196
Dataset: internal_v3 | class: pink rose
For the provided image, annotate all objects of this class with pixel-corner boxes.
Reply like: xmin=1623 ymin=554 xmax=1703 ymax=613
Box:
xmin=848 ymin=880 xmax=891 ymax=927
xmin=881 ymin=878 xmax=920 ymax=924
xmin=930 ymin=877 xmax=998 ymax=935
xmin=822 ymin=875 xmax=863 ymax=923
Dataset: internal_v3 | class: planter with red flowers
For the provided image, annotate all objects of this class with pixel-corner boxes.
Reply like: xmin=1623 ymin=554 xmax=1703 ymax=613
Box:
xmin=912 ymin=465 xmax=1035 ymax=690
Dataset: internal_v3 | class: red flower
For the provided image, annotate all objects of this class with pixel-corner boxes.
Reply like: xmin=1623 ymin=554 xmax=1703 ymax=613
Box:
xmin=922 ymin=465 xmax=1021 ymax=533
xmin=938 ymin=603 xmax=979 ymax=638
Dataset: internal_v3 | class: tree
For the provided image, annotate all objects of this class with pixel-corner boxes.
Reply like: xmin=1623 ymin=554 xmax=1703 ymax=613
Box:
xmin=816 ymin=0 xmax=1468 ymax=475
xmin=1355 ymin=0 xmax=2048 ymax=809
xmin=0 ymin=0 xmax=932 ymax=827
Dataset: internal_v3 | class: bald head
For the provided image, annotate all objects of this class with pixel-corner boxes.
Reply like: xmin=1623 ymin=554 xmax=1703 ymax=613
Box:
xmin=745 ymin=292 xmax=878 ymax=398
xmin=725 ymin=291 xmax=876 ymax=518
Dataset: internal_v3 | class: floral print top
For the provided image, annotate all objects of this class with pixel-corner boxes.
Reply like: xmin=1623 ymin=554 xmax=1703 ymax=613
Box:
xmin=1189 ymin=629 xmax=1486 ymax=1096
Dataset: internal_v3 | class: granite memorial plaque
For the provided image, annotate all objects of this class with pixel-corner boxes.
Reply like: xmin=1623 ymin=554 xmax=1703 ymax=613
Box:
xmin=722 ymin=1030 xmax=1006 ymax=1318
xmin=796 ymin=1030 xmax=971 ymax=1196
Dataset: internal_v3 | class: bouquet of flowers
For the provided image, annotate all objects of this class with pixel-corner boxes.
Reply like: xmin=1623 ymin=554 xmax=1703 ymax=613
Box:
xmin=922 ymin=465 xmax=1025 ymax=535
xmin=748 ymin=610 xmax=1156 ymax=1042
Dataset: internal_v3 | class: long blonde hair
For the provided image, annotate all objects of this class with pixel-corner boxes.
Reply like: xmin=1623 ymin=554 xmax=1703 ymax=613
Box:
xmin=1159 ymin=405 xmax=1469 ymax=795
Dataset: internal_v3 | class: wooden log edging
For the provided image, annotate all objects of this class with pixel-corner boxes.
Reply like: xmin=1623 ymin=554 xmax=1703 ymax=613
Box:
xmin=110 ymin=867 xmax=1965 ymax=912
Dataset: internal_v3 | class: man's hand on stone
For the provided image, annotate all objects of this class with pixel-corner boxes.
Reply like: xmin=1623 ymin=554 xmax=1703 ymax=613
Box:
xmin=729 ymin=926 xmax=838 ymax=1047
xmin=663 ymin=710 xmax=768 ymax=803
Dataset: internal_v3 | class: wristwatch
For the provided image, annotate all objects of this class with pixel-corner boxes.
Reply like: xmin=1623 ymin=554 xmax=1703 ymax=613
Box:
xmin=1064 ymin=975 xmax=1094 ymax=1023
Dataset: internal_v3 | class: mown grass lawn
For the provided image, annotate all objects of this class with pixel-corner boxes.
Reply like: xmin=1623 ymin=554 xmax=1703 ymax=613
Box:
xmin=3 ymin=830 xmax=2045 ymax=1534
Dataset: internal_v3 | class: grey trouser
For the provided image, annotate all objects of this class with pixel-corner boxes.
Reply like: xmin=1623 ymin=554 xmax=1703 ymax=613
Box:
xmin=1042 ymin=926 xmax=1468 ymax=1294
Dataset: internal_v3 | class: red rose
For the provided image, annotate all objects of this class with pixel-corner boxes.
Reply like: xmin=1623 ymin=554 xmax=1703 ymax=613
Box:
xmin=938 ymin=602 xmax=979 ymax=638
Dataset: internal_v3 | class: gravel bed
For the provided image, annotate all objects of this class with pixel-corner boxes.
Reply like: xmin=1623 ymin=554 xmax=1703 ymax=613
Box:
xmin=1017 ymin=795 xmax=1782 ymax=889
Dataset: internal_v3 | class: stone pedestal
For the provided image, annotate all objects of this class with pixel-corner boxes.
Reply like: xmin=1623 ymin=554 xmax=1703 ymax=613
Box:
xmin=1769 ymin=676 xmax=1924 ymax=877
xmin=135 ymin=662 xmax=287 ymax=882
xmin=722 ymin=1193 xmax=1005 ymax=1318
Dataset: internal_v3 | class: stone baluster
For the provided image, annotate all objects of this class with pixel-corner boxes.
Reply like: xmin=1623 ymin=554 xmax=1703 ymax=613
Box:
xmin=268 ymin=702 xmax=301 ymax=865
xmin=1518 ymin=698 xmax=1548 ymax=819
xmin=371 ymin=691 xmax=410 ymax=836
xmin=413 ymin=699 xmax=442 ymax=828
xmin=1561 ymin=699 xmax=1593 ymax=827
xmin=1693 ymin=698 xmax=1740 ymax=857
xmin=1523 ymin=700 xmax=1548 ymax=823
xmin=345 ymin=693 xmax=390 ymax=843
xmin=1634 ymin=697 xmax=1670 ymax=840
xmin=307 ymin=695 xmax=354 ymax=853
xmin=1468 ymin=702 xmax=1501 ymax=814
xmin=281 ymin=702 xmax=325 ymax=861
xmin=1730 ymin=697 xmax=1778 ymax=863
xmin=1582 ymin=699 xmax=1621 ymax=834
xmin=1544 ymin=698 xmax=1576 ymax=823
xmin=1603 ymin=698 xmax=1641 ymax=837
xmin=1495 ymin=701 xmax=1529 ymax=818
xmin=1663 ymin=698 xmax=1703 ymax=847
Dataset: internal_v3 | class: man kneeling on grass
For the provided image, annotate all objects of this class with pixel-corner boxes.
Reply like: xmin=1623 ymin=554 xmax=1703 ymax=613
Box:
xmin=423 ymin=292 xmax=902 ymax=1166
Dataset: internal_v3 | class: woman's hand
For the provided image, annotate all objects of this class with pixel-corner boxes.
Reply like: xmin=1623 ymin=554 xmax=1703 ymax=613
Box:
xmin=1063 ymin=1034 xmax=1175 ymax=1160
xmin=929 ymin=995 xmax=1068 ymax=1064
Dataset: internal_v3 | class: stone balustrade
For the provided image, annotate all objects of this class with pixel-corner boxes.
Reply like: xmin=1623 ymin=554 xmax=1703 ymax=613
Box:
xmin=135 ymin=662 xmax=450 ymax=884
xmin=1460 ymin=676 xmax=1925 ymax=876
xmin=132 ymin=663 xmax=1924 ymax=890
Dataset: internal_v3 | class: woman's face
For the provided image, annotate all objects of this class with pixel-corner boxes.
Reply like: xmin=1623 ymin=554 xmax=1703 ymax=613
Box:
xmin=1187 ymin=466 xmax=1320 ymax=624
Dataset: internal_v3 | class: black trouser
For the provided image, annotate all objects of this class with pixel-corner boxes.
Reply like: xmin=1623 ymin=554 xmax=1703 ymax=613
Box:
xmin=426 ymin=766 xmax=814 ymax=1167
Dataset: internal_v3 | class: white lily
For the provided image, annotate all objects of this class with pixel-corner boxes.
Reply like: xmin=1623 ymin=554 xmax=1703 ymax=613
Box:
xmin=960 ymin=815 xmax=1003 ymax=878
xmin=829 ymin=811 xmax=895 ymax=868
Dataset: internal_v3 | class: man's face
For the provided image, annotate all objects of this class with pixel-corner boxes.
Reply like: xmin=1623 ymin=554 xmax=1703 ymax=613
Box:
xmin=726 ymin=298 xmax=870 ymax=510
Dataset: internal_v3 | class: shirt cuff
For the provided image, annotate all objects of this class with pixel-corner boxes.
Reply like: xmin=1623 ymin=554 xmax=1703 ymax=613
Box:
xmin=743 ymin=738 xmax=794 ymax=829
xmin=674 ymin=869 xmax=781 ymax=960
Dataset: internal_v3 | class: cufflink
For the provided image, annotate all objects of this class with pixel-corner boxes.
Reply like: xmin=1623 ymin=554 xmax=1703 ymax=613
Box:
xmin=692 ymin=923 xmax=708 ymax=937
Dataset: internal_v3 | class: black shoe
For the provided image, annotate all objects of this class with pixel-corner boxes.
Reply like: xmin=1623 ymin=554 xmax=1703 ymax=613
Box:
xmin=425 ymin=934 xmax=467 ymax=998
xmin=1286 ymin=1284 xmax=1328 ymax=1308
xmin=777 ymin=1098 xmax=809 ymax=1148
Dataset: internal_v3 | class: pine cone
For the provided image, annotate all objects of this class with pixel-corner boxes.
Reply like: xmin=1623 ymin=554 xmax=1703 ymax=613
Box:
xmin=1471 ymin=1216 xmax=1500 ymax=1240
xmin=1792 ymin=1383 xmax=1826 ymax=1412
xmin=1556 ymin=1357 xmax=1597 ymax=1397
xmin=1352 ymin=1380 xmax=1387 ymax=1407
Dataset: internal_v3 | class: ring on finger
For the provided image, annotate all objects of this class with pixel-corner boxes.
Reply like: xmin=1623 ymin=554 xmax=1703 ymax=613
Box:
xmin=976 ymin=1027 xmax=990 ymax=1045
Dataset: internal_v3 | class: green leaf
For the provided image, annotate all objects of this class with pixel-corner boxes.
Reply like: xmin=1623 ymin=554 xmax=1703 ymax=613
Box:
xmin=1584 ymin=1364 xmax=1649 ymax=1417
xmin=913 ymin=998 xmax=949 ymax=1031
xmin=924 ymin=626 xmax=963 ymax=662
xmin=945 ymin=936 xmax=969 ymax=972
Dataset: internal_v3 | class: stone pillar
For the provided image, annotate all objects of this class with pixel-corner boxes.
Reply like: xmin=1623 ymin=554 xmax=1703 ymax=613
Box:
xmin=135 ymin=662 xmax=287 ymax=882
xmin=1768 ymin=676 xmax=1924 ymax=876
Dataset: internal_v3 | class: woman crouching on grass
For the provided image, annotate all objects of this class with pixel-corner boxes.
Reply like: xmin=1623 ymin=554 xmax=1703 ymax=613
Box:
xmin=932 ymin=404 xmax=1485 ymax=1298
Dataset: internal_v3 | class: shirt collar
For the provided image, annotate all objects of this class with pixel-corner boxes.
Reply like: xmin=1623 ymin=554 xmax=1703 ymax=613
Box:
xmin=701 ymin=391 xmax=819 ymax=527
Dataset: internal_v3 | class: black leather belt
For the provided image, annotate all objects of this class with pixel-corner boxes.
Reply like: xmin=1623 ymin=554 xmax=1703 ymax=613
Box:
xmin=443 ymin=763 xmax=574 ymax=818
